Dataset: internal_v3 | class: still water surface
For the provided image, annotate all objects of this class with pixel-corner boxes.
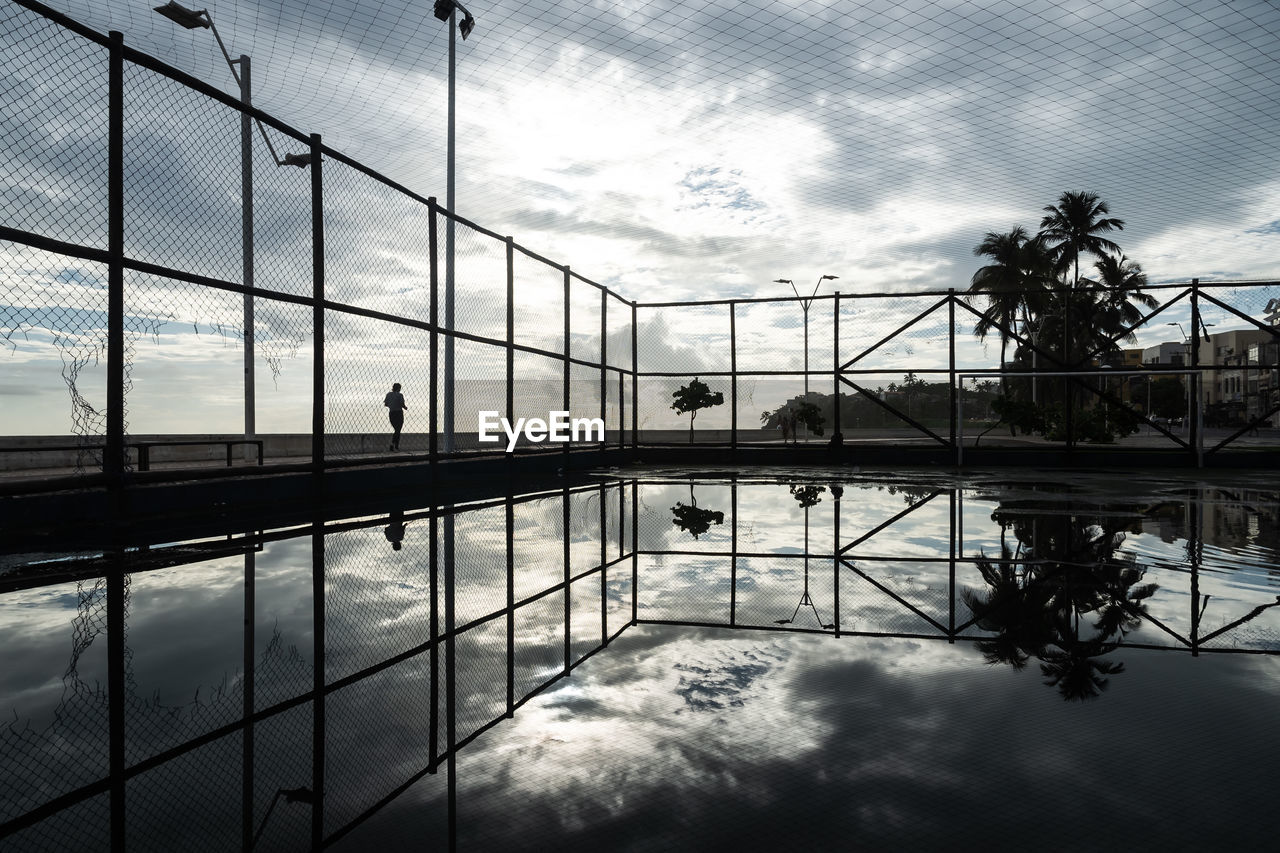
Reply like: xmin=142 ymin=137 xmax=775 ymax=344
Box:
xmin=2 ymin=468 xmax=1278 ymax=850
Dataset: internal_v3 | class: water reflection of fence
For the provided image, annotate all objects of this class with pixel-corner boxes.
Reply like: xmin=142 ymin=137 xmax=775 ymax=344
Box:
xmin=4 ymin=476 xmax=1277 ymax=849
xmin=5 ymin=0 xmax=1280 ymax=492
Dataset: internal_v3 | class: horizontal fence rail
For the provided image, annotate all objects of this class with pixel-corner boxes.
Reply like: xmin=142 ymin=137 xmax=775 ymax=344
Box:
xmin=2 ymin=0 xmax=1279 ymax=491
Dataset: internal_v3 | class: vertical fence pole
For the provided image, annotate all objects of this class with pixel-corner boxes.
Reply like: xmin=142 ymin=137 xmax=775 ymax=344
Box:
xmin=730 ymin=302 xmax=737 ymax=451
xmin=631 ymin=302 xmax=639 ymax=449
xmin=311 ymin=520 xmax=325 ymax=850
xmin=948 ymin=290 xmax=956 ymax=452
xmin=949 ymin=490 xmax=957 ymax=642
xmin=428 ymin=513 xmax=439 ymax=771
xmin=444 ymin=508 xmax=456 ymax=846
xmin=833 ymin=292 xmax=840 ymax=439
xmin=563 ymin=484 xmax=571 ymax=673
xmin=833 ymin=485 xmax=840 ymax=637
xmin=506 ymin=237 xmax=514 ymax=450
xmin=631 ymin=479 xmax=638 ymax=624
xmin=1191 ymin=278 xmax=1202 ymax=467
xmin=506 ymin=493 xmax=515 ymax=716
xmin=618 ymin=370 xmax=625 ymax=450
xmin=730 ymin=479 xmax=738 ymax=626
xmin=428 ymin=199 xmax=439 ymax=461
xmin=600 ymin=483 xmax=607 ymax=644
xmin=600 ymin=288 xmax=607 ymax=452
xmin=241 ymin=544 xmax=256 ymax=850
xmin=240 ymin=56 xmax=256 ymax=463
xmin=106 ymin=31 xmax=124 ymax=486
xmin=1063 ymin=286 xmax=1073 ymax=452
xmin=563 ymin=267 xmax=571 ymax=466
xmin=310 ymin=134 xmax=324 ymax=472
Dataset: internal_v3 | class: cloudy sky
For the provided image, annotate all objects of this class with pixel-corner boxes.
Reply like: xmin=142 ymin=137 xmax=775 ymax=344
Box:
xmin=3 ymin=0 xmax=1279 ymax=435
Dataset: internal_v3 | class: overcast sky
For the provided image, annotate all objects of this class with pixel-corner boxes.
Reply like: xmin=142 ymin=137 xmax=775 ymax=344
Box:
xmin=3 ymin=0 xmax=1280 ymax=434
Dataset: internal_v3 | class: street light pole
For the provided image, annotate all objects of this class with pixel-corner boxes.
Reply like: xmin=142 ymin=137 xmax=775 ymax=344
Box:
xmin=433 ymin=1 xmax=476 ymax=454
xmin=774 ymin=274 xmax=838 ymax=400
xmin=774 ymin=275 xmax=837 ymax=441
xmin=239 ymin=54 xmax=254 ymax=462
xmin=154 ymin=2 xmax=311 ymax=462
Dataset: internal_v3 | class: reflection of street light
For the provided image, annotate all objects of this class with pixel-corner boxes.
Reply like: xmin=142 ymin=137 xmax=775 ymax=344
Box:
xmin=432 ymin=0 xmax=478 ymax=454
xmin=154 ymin=2 xmax=312 ymax=461
xmin=774 ymin=492 xmax=835 ymax=630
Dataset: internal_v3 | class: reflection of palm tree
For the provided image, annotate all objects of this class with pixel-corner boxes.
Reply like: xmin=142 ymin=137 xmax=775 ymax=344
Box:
xmin=964 ymin=502 xmax=1158 ymax=701
xmin=1040 ymin=628 xmax=1126 ymax=701
xmin=960 ymin=547 xmax=1052 ymax=669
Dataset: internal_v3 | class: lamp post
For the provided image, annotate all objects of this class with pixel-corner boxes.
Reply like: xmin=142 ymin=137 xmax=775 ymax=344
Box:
xmin=774 ymin=275 xmax=838 ymax=443
xmin=154 ymin=2 xmax=311 ymax=461
xmin=432 ymin=1 xmax=477 ymax=454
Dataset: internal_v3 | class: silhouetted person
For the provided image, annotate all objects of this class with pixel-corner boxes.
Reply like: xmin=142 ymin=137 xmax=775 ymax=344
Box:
xmin=384 ymin=510 xmax=408 ymax=551
xmin=384 ymin=382 xmax=407 ymax=451
xmin=827 ymin=431 xmax=844 ymax=453
xmin=781 ymin=407 xmax=797 ymax=444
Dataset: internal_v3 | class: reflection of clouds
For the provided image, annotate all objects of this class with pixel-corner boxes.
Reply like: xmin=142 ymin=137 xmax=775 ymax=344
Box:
xmin=402 ymin=632 xmax=1280 ymax=849
xmin=8 ymin=472 xmax=1280 ymax=847
xmin=674 ymin=646 xmax=785 ymax=713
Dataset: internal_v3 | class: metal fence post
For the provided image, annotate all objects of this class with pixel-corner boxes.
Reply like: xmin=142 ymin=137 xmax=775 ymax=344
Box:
xmin=631 ymin=302 xmax=638 ymax=449
xmin=239 ymin=55 xmax=256 ymax=463
xmin=730 ymin=302 xmax=737 ymax=450
xmin=563 ymin=266 xmax=571 ymax=465
xmin=833 ymin=292 xmax=840 ymax=438
xmin=506 ymin=236 xmax=514 ymax=449
xmin=310 ymin=133 xmax=324 ymax=472
xmin=1191 ymin=278 xmax=1202 ymax=466
xmin=948 ymin=289 xmax=956 ymax=450
xmin=428 ymin=198 xmax=439 ymax=461
xmin=310 ymin=520 xmax=326 ymax=849
xmin=600 ymin=287 xmax=607 ymax=450
xmin=506 ymin=493 xmax=515 ymax=715
xmin=106 ymin=31 xmax=124 ymax=486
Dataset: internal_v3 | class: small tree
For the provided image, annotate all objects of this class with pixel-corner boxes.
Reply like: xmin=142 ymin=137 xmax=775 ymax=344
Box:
xmin=671 ymin=377 xmax=724 ymax=443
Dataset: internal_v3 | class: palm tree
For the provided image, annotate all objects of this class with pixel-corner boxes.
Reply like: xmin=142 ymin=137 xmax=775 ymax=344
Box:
xmin=968 ymin=226 xmax=1054 ymax=390
xmin=1081 ymin=253 xmax=1158 ymax=348
xmin=1038 ymin=191 xmax=1125 ymax=289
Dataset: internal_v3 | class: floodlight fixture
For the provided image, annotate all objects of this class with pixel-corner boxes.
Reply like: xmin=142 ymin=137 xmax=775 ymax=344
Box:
xmin=153 ymin=1 xmax=209 ymax=30
xmin=153 ymin=4 xmax=311 ymax=168
xmin=434 ymin=0 xmax=477 ymax=39
xmin=774 ymin=278 xmax=793 ymax=285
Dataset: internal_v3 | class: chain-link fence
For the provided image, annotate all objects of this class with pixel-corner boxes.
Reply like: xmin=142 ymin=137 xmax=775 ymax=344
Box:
xmin=4 ymin=0 xmax=1280 ymax=488
xmin=1 ymin=1 xmax=627 ymax=483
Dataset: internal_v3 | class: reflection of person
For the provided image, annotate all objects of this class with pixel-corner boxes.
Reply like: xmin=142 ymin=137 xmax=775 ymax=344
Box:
xmin=384 ymin=510 xmax=408 ymax=551
xmin=384 ymin=383 xmax=408 ymax=451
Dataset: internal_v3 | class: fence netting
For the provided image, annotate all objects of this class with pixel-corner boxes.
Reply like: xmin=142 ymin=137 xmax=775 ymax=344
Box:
xmin=4 ymin=0 xmax=1280 ymax=485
